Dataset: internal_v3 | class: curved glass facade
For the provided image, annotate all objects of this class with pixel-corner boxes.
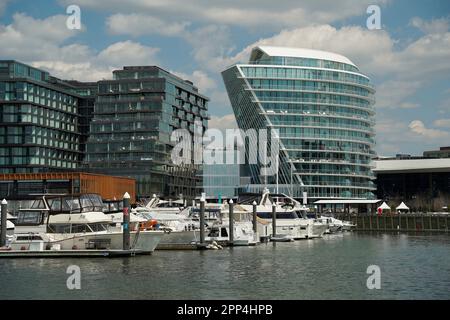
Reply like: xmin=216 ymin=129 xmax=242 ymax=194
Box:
xmin=222 ymin=47 xmax=376 ymax=200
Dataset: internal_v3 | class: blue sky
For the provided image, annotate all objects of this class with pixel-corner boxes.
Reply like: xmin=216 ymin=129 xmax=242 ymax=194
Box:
xmin=0 ymin=0 xmax=449 ymax=156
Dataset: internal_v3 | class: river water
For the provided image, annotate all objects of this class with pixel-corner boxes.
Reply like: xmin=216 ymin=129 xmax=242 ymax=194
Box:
xmin=1 ymin=232 xmax=449 ymax=299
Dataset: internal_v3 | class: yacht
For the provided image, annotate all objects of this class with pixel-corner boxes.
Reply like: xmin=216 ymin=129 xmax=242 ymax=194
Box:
xmin=205 ymin=202 xmax=259 ymax=246
xmin=132 ymin=207 xmax=200 ymax=250
xmin=8 ymin=194 xmax=163 ymax=253
xmin=317 ymin=216 xmax=344 ymax=233
xmin=206 ymin=221 xmax=258 ymax=246
xmin=236 ymin=190 xmax=318 ymax=240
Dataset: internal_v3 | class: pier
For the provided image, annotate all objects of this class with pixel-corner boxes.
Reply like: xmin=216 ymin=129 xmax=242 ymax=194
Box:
xmin=335 ymin=214 xmax=450 ymax=232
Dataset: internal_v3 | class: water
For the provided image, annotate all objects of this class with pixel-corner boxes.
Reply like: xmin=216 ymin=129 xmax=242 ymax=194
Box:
xmin=1 ymin=233 xmax=449 ymax=299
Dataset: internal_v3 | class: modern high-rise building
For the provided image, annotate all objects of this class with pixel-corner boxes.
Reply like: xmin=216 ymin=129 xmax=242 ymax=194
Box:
xmin=84 ymin=66 xmax=209 ymax=199
xmin=222 ymin=46 xmax=377 ymax=200
xmin=0 ymin=61 xmax=84 ymax=173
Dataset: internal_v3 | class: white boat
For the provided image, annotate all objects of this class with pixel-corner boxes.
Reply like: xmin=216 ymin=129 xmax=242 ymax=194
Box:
xmin=132 ymin=198 xmax=200 ymax=249
xmin=317 ymin=217 xmax=342 ymax=233
xmin=8 ymin=194 xmax=163 ymax=253
xmin=206 ymin=221 xmax=257 ymax=246
xmin=236 ymin=189 xmax=315 ymax=240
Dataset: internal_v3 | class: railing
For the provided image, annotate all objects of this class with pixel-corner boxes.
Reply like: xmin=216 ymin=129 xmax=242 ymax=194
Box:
xmin=251 ymin=96 xmax=374 ymax=111
xmin=269 ymin=122 xmax=375 ymax=134
xmin=245 ymin=84 xmax=374 ymax=100
xmin=261 ymin=110 xmax=375 ymax=125
xmin=281 ymin=134 xmax=375 ymax=145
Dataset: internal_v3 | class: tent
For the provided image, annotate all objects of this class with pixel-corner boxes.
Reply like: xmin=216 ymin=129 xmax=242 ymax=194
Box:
xmin=396 ymin=202 xmax=409 ymax=213
xmin=377 ymin=202 xmax=391 ymax=210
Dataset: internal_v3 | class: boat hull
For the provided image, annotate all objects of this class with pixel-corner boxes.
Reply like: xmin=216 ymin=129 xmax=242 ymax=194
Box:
xmin=10 ymin=231 xmax=164 ymax=253
xmin=156 ymin=230 xmax=199 ymax=250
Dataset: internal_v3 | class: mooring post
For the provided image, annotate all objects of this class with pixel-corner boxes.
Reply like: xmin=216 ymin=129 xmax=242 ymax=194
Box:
xmin=252 ymin=201 xmax=257 ymax=234
xmin=272 ymin=203 xmax=277 ymax=238
xmin=229 ymin=199 xmax=234 ymax=246
xmin=200 ymin=196 xmax=206 ymax=245
xmin=1 ymin=199 xmax=7 ymax=247
xmin=122 ymin=192 xmax=131 ymax=250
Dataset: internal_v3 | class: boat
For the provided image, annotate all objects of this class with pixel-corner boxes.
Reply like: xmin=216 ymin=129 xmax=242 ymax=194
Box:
xmin=132 ymin=207 xmax=200 ymax=250
xmin=206 ymin=220 xmax=258 ymax=246
xmin=316 ymin=216 xmax=341 ymax=233
xmin=236 ymin=189 xmax=315 ymax=240
xmin=8 ymin=194 xmax=163 ymax=253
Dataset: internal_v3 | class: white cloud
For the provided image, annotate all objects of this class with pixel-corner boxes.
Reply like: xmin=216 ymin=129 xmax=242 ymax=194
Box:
xmin=208 ymin=114 xmax=238 ymax=131
xmin=96 ymin=41 xmax=160 ymax=66
xmin=433 ymin=119 xmax=450 ymax=128
xmin=0 ymin=13 xmax=83 ymax=61
xmin=0 ymin=13 xmax=161 ymax=81
xmin=172 ymin=70 xmax=217 ymax=92
xmin=59 ymin=0 xmax=390 ymax=29
xmin=410 ymin=17 xmax=449 ymax=34
xmin=106 ymin=13 xmax=190 ymax=37
xmin=375 ymin=80 xmax=422 ymax=109
xmin=408 ymin=120 xmax=450 ymax=139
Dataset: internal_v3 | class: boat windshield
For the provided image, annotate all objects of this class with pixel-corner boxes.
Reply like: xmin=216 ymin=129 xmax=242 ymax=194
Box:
xmin=46 ymin=194 xmax=104 ymax=213
xmin=47 ymin=223 xmax=109 ymax=234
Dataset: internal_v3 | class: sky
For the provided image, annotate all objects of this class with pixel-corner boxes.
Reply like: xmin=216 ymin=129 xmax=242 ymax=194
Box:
xmin=0 ymin=0 xmax=449 ymax=156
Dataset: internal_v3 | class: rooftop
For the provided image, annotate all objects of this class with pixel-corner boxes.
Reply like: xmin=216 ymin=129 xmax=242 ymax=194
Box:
xmin=251 ymin=45 xmax=357 ymax=67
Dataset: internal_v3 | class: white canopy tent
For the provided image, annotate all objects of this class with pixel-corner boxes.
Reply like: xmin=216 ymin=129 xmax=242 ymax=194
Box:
xmin=396 ymin=202 xmax=409 ymax=212
xmin=377 ymin=202 xmax=391 ymax=211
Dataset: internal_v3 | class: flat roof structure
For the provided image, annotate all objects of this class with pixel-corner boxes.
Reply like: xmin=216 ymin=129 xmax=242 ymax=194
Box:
xmin=374 ymin=159 xmax=450 ymax=173
xmin=314 ymin=199 xmax=381 ymax=204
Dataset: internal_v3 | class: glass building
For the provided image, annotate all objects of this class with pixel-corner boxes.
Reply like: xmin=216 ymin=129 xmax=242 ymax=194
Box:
xmin=202 ymin=148 xmax=241 ymax=198
xmin=222 ymin=46 xmax=377 ymax=200
xmin=84 ymin=66 xmax=209 ymax=199
xmin=0 ymin=61 xmax=84 ymax=173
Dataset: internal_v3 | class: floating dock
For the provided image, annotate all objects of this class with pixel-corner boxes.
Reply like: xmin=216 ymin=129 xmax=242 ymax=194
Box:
xmin=336 ymin=214 xmax=450 ymax=232
xmin=0 ymin=249 xmax=151 ymax=258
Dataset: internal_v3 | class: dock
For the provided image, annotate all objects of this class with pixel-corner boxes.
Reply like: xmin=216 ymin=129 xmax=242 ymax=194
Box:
xmin=0 ymin=249 xmax=151 ymax=258
xmin=335 ymin=214 xmax=450 ymax=232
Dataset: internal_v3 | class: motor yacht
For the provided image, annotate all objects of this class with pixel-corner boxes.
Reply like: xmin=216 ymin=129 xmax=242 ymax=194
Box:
xmin=8 ymin=194 xmax=163 ymax=253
